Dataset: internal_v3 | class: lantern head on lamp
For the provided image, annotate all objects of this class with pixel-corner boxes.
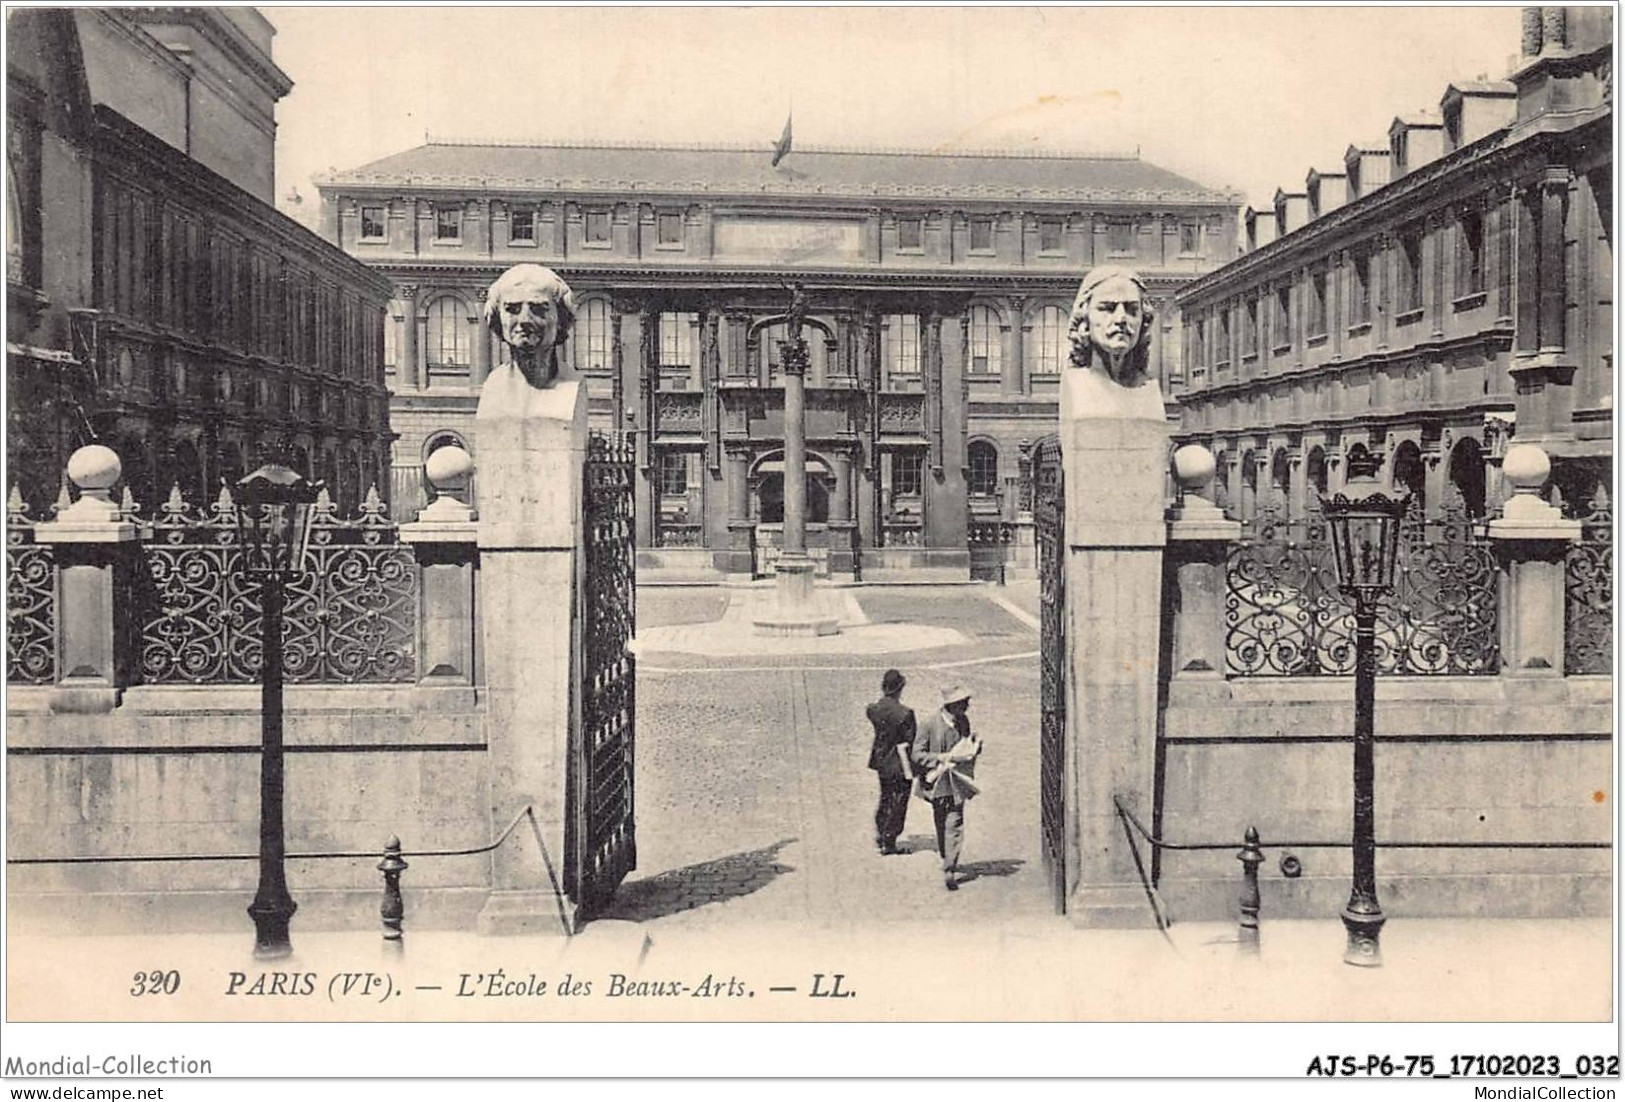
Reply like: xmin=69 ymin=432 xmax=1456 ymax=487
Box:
xmin=1320 ymin=447 xmax=1408 ymax=605
xmin=235 ymin=464 xmax=320 ymax=578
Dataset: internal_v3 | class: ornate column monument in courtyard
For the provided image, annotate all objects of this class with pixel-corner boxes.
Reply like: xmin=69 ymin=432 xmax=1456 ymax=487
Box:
xmin=1058 ymin=266 xmax=1169 ymax=926
xmin=754 ymin=283 xmax=840 ymax=636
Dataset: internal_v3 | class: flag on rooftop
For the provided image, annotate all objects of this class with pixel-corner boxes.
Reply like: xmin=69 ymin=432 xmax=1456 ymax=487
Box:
xmin=771 ymin=112 xmax=793 ymax=168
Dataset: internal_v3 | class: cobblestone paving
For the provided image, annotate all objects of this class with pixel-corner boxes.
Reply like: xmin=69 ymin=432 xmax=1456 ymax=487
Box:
xmin=602 ymin=585 xmax=1049 ymax=930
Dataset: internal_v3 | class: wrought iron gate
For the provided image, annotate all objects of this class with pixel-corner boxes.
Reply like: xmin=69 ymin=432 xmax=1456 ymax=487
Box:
xmin=571 ymin=432 xmax=637 ymax=913
xmin=1035 ymin=437 xmax=1067 ymax=913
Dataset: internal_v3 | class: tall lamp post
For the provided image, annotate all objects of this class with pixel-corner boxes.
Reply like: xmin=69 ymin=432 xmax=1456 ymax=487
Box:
xmin=1319 ymin=447 xmax=1408 ymax=967
xmin=236 ymin=464 xmax=319 ymax=959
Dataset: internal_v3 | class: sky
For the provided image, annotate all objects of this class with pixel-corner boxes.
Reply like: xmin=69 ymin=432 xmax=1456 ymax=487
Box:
xmin=266 ymin=5 xmax=1525 ymax=226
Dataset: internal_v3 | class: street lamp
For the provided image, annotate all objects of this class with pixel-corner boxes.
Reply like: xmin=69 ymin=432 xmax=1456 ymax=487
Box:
xmin=235 ymin=463 xmax=319 ymax=959
xmin=1319 ymin=446 xmax=1408 ymax=967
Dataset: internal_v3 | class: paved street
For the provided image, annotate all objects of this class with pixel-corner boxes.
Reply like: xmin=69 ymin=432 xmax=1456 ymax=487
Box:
xmin=610 ymin=583 xmax=1049 ymax=928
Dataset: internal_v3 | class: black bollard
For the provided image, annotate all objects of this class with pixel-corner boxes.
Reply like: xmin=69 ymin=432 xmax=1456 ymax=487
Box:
xmin=378 ymin=835 xmax=408 ymax=946
xmin=1237 ymin=826 xmax=1263 ymax=957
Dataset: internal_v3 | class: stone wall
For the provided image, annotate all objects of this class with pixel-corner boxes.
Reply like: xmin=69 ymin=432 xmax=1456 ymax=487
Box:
xmin=6 ymin=685 xmax=493 ymax=933
xmin=1156 ymin=676 xmax=1612 ymax=921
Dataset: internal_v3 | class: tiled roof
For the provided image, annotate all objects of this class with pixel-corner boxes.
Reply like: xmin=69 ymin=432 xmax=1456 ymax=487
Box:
xmin=317 ymin=139 xmax=1237 ymax=206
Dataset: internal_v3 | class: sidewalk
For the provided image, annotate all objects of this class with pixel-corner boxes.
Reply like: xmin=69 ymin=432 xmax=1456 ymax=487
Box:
xmin=8 ymin=915 xmax=1610 ymax=1022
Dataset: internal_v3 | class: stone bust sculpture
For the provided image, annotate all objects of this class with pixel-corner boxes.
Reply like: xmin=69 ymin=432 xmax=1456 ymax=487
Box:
xmin=483 ymin=263 xmax=577 ymax=389
xmin=1066 ymin=264 xmax=1156 ymax=389
xmin=1061 ymin=264 xmax=1164 ymax=423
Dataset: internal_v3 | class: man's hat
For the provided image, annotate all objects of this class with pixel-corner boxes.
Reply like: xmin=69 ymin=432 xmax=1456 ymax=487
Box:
xmin=882 ymin=669 xmax=906 ymax=695
xmin=940 ymin=684 xmax=972 ymax=705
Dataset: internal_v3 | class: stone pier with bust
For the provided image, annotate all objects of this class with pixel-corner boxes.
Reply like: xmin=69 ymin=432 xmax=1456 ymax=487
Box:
xmin=472 ymin=263 xmax=587 ymax=934
xmin=1057 ymin=266 xmax=1172 ymax=927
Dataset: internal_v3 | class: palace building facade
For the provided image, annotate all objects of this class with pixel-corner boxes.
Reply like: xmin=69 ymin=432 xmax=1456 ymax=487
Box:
xmin=1171 ymin=5 xmax=1613 ymax=525
xmin=316 ymin=141 xmax=1239 ymax=578
xmin=6 ymin=9 xmax=394 ymax=516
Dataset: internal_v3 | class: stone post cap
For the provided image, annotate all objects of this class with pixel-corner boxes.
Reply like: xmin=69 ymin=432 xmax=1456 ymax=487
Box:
xmin=1489 ymin=443 xmax=1580 ymax=540
xmin=417 ymin=444 xmax=475 ymax=526
xmin=35 ymin=444 xmax=137 ymax=542
xmin=1166 ymin=443 xmax=1239 ymax=539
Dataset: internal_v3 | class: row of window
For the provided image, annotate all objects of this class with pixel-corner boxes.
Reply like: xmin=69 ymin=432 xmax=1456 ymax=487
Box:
xmin=1185 ymin=205 xmax=1496 ymax=373
xmin=656 ymin=440 xmax=1005 ymax=501
xmin=385 ymin=301 xmax=1073 ymax=378
xmin=360 ymin=203 xmax=1200 ymax=259
xmin=361 ymin=204 xmax=683 ymax=248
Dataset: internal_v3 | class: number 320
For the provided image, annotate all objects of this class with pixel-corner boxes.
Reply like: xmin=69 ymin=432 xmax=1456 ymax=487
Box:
xmin=130 ymin=970 xmax=181 ymax=996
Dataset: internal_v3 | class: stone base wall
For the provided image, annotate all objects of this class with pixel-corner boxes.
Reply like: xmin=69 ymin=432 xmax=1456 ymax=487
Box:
xmin=1153 ymin=676 xmax=1613 ymax=922
xmin=6 ymin=685 xmax=494 ymax=933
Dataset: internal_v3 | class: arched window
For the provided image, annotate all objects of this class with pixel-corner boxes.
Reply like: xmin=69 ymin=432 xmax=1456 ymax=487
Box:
xmin=968 ymin=440 xmax=1000 ymax=497
xmin=1030 ymin=306 xmax=1066 ymax=375
xmin=1270 ymin=449 xmax=1291 ymax=508
xmin=967 ymin=306 xmax=1002 ymax=377
xmin=1447 ymin=438 xmax=1486 ymax=518
xmin=884 ymin=315 xmax=920 ymax=378
xmin=426 ymin=295 xmax=472 ymax=367
xmin=1240 ymin=448 xmax=1258 ymax=521
xmin=1307 ymin=446 xmax=1328 ymax=499
xmin=578 ymin=299 xmax=612 ymax=372
xmin=1391 ymin=440 xmax=1426 ymax=517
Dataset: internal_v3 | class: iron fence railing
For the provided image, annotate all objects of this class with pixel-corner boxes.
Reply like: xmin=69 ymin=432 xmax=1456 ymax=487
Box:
xmin=1225 ymin=503 xmax=1499 ymax=677
xmin=5 ymin=489 xmax=55 ymax=685
xmin=135 ymin=484 xmax=416 ymax=685
xmin=1564 ymin=492 xmax=1612 ymax=676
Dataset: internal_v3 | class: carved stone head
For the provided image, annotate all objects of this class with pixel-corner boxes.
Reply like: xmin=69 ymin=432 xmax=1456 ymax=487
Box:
xmin=1066 ymin=265 xmax=1156 ymax=387
xmin=484 ymin=264 xmax=577 ymax=386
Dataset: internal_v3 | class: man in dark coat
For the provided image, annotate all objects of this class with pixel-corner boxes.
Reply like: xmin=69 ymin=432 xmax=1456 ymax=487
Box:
xmin=865 ymin=669 xmax=915 ymax=855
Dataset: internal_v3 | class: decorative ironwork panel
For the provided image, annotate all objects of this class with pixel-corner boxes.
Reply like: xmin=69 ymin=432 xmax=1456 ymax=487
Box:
xmin=1035 ymin=438 xmax=1066 ymax=913
xmin=1226 ymin=503 xmax=1498 ymax=677
xmin=655 ymin=390 xmax=704 ymax=435
xmin=575 ymin=432 xmax=637 ymax=912
xmin=967 ymin=519 xmax=1013 ymax=582
xmin=881 ymin=523 xmax=922 ymax=548
xmin=6 ymin=490 xmax=55 ymax=685
xmin=654 ymin=522 xmax=702 ymax=548
xmin=136 ymin=485 xmax=416 ymax=684
xmin=877 ymin=393 xmax=925 ymax=434
xmin=1565 ymin=493 xmax=1612 ymax=675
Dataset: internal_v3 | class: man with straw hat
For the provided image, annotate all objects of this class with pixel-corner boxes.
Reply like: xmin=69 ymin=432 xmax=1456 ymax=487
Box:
xmin=865 ymin=669 xmax=916 ymax=856
xmin=912 ymin=684 xmax=982 ymax=891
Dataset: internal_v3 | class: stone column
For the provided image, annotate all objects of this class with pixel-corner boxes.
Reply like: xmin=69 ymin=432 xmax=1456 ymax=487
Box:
xmin=473 ymin=369 xmax=587 ymax=935
xmin=1538 ymin=169 xmax=1570 ymax=354
xmin=472 ymin=290 xmax=492 ymax=387
xmin=754 ymin=338 xmax=837 ymax=635
xmin=1004 ymin=296 xmax=1025 ymax=397
xmin=34 ymin=445 xmax=138 ymax=714
xmin=724 ymin=444 xmax=754 ymax=577
xmin=398 ymin=285 xmax=420 ymax=390
xmin=782 ymin=340 xmax=808 ymax=558
xmin=1490 ymin=444 xmax=1581 ymax=676
xmin=1060 ymin=369 xmax=1169 ymax=927
xmin=830 ymin=450 xmax=852 ymax=524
